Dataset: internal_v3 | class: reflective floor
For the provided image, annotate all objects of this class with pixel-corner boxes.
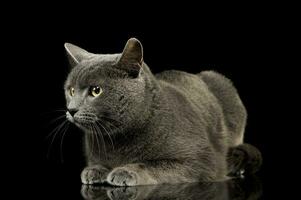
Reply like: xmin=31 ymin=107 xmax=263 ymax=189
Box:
xmin=80 ymin=175 xmax=262 ymax=200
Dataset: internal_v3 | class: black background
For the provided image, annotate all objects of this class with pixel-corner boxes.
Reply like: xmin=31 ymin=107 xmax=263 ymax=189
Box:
xmin=3 ymin=4 xmax=296 ymax=199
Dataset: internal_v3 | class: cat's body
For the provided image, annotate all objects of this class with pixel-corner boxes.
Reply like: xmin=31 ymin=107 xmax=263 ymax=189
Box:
xmin=64 ymin=38 xmax=262 ymax=186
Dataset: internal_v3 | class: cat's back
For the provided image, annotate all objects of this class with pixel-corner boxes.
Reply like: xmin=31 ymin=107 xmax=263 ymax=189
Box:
xmin=155 ymin=70 xmax=208 ymax=95
xmin=155 ymin=70 xmax=195 ymax=83
xmin=155 ymin=69 xmax=247 ymax=147
xmin=155 ymin=70 xmax=215 ymax=100
xmin=155 ymin=70 xmax=218 ymax=117
xmin=156 ymin=70 xmax=247 ymax=146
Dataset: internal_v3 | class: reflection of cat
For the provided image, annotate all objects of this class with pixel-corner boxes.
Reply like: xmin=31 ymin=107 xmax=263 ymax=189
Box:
xmin=81 ymin=176 xmax=262 ymax=200
xmin=64 ymin=38 xmax=262 ymax=186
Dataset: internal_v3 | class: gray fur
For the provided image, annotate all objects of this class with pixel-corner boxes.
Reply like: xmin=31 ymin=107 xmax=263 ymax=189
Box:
xmin=64 ymin=38 xmax=261 ymax=186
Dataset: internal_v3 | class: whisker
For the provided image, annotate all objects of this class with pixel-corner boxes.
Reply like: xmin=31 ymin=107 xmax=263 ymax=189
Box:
xmin=91 ymin=123 xmax=101 ymax=160
xmin=99 ymin=116 xmax=124 ymax=125
xmin=47 ymin=120 xmax=68 ymax=159
xmin=101 ymin=118 xmax=127 ymax=139
xmin=88 ymin=124 xmax=96 ymax=159
xmin=93 ymin=122 xmax=108 ymax=160
xmin=102 ymin=119 xmax=120 ymax=132
xmin=85 ymin=125 xmax=90 ymax=158
xmin=60 ymin=122 xmax=70 ymax=163
xmin=46 ymin=119 xmax=68 ymax=140
xmin=96 ymin=121 xmax=115 ymax=150
xmin=98 ymin=116 xmax=127 ymax=137
xmin=40 ymin=109 xmax=67 ymax=117
xmin=48 ymin=115 xmax=66 ymax=126
xmin=101 ymin=120 xmax=116 ymax=138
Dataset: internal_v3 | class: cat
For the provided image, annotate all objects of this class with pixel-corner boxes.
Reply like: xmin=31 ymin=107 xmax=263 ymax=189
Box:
xmin=63 ymin=38 xmax=262 ymax=186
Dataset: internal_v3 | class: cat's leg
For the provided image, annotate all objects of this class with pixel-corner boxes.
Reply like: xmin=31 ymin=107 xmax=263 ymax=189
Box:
xmin=81 ymin=164 xmax=109 ymax=184
xmin=104 ymin=162 xmax=200 ymax=186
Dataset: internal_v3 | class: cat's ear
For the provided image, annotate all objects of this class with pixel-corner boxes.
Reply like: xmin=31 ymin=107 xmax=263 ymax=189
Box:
xmin=64 ymin=43 xmax=92 ymax=68
xmin=117 ymin=38 xmax=143 ymax=77
xmin=119 ymin=38 xmax=143 ymax=65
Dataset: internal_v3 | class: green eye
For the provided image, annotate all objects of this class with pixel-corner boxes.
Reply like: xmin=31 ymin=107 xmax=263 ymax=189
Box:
xmin=69 ymin=87 xmax=75 ymax=96
xmin=89 ymin=86 xmax=102 ymax=97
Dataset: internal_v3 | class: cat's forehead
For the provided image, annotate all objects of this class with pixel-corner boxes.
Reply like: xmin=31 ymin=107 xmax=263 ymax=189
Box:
xmin=81 ymin=54 xmax=120 ymax=68
xmin=66 ymin=54 xmax=126 ymax=87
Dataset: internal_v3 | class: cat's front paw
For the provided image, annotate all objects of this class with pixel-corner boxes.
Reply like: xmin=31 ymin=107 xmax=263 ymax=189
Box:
xmin=81 ymin=165 xmax=107 ymax=185
xmin=81 ymin=185 xmax=104 ymax=200
xmin=106 ymin=167 xmax=139 ymax=186
xmin=107 ymin=187 xmax=138 ymax=200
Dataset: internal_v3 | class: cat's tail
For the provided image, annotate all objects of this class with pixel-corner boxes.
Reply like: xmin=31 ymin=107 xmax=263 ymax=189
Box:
xmin=227 ymin=143 xmax=262 ymax=176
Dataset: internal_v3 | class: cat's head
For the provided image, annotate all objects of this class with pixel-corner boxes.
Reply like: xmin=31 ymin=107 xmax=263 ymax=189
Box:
xmin=64 ymin=38 xmax=150 ymax=133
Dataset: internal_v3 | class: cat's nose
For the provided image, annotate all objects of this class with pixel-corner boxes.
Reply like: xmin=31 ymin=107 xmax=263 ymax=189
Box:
xmin=68 ymin=109 xmax=78 ymax=117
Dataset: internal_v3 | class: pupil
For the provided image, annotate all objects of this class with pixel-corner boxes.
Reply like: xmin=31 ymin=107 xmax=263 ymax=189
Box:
xmin=94 ymin=87 xmax=99 ymax=93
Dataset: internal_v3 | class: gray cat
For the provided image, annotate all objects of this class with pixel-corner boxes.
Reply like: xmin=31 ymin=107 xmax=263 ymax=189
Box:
xmin=63 ymin=38 xmax=262 ymax=186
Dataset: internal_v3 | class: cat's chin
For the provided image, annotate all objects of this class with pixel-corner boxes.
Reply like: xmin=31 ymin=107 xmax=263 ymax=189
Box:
xmin=73 ymin=122 xmax=91 ymax=132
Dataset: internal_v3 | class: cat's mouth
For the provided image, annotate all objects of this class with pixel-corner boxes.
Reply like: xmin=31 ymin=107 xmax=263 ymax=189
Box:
xmin=66 ymin=111 xmax=120 ymax=134
xmin=66 ymin=111 xmax=95 ymax=130
xmin=66 ymin=111 xmax=75 ymax=123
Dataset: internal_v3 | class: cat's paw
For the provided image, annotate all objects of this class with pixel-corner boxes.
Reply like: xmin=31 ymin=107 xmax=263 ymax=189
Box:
xmin=81 ymin=165 xmax=107 ymax=185
xmin=106 ymin=167 xmax=139 ymax=186
xmin=107 ymin=187 xmax=138 ymax=200
xmin=81 ymin=185 xmax=104 ymax=200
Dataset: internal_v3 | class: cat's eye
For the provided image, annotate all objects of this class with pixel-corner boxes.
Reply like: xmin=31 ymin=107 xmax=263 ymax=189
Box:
xmin=69 ymin=87 xmax=75 ymax=96
xmin=89 ymin=86 xmax=103 ymax=97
